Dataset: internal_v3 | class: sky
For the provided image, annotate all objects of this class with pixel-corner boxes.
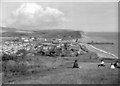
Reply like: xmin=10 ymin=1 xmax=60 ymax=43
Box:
xmin=0 ymin=0 xmax=118 ymax=32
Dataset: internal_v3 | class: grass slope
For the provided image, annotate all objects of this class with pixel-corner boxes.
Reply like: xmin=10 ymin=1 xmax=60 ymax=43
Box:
xmin=6 ymin=62 xmax=119 ymax=84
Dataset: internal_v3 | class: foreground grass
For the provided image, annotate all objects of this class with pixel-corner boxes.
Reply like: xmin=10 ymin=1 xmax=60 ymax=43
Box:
xmin=2 ymin=56 xmax=119 ymax=84
xmin=11 ymin=63 xmax=119 ymax=84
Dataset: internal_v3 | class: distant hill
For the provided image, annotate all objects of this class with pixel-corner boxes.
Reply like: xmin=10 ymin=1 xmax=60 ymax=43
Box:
xmin=32 ymin=30 xmax=83 ymax=39
xmin=0 ymin=27 xmax=17 ymax=32
xmin=1 ymin=27 xmax=83 ymax=39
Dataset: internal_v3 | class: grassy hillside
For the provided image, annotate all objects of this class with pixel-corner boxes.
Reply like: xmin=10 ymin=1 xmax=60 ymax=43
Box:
xmin=3 ymin=56 xmax=119 ymax=84
xmin=0 ymin=27 xmax=17 ymax=32
xmin=1 ymin=28 xmax=83 ymax=39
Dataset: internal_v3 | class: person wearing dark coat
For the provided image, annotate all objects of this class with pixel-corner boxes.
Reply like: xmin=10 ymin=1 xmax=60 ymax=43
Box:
xmin=73 ymin=60 xmax=79 ymax=68
xmin=98 ymin=60 xmax=105 ymax=67
xmin=113 ymin=61 xmax=120 ymax=68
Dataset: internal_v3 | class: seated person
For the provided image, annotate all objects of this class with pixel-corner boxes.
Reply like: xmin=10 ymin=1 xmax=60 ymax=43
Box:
xmin=110 ymin=63 xmax=115 ymax=69
xmin=98 ymin=60 xmax=105 ymax=67
xmin=73 ymin=60 xmax=79 ymax=68
xmin=113 ymin=61 xmax=120 ymax=68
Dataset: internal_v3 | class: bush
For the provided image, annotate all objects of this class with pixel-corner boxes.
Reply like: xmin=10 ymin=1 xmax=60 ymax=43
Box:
xmin=2 ymin=54 xmax=17 ymax=61
xmin=89 ymin=52 xmax=98 ymax=59
xmin=2 ymin=60 xmax=28 ymax=76
xmin=16 ymin=49 xmax=27 ymax=57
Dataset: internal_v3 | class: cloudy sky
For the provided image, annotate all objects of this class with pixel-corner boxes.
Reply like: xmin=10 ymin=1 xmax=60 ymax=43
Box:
xmin=0 ymin=0 xmax=118 ymax=32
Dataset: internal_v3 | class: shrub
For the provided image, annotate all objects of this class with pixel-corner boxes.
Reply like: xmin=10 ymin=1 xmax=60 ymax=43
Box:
xmin=89 ymin=51 xmax=98 ymax=59
xmin=16 ymin=49 xmax=27 ymax=57
xmin=2 ymin=60 xmax=28 ymax=76
xmin=2 ymin=54 xmax=17 ymax=61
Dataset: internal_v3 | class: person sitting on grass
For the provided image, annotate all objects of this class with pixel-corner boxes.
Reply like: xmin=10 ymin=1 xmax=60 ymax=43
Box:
xmin=98 ymin=60 xmax=105 ymax=67
xmin=110 ymin=63 xmax=115 ymax=69
xmin=73 ymin=60 xmax=79 ymax=68
xmin=113 ymin=61 xmax=120 ymax=68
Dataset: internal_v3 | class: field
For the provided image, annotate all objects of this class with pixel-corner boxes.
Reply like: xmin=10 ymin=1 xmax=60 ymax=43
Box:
xmin=15 ymin=63 xmax=118 ymax=84
xmin=2 ymin=54 xmax=119 ymax=84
